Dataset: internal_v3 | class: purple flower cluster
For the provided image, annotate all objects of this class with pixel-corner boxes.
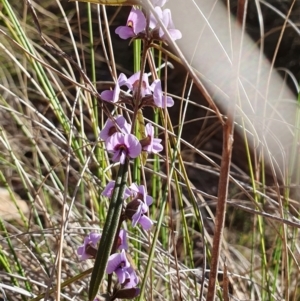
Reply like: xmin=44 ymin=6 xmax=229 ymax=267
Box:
xmin=99 ymin=115 xmax=163 ymax=164
xmin=77 ymin=182 xmax=153 ymax=297
xmin=100 ymin=71 xmax=174 ymax=108
xmin=77 ymin=232 xmax=101 ymax=261
xmin=100 ymin=1 xmax=178 ymax=109
xmin=125 ymin=183 xmax=153 ymax=230
xmin=106 ymin=250 xmax=139 ymax=289
xmin=77 ymin=230 xmax=139 ymax=296
xmin=115 ymin=1 xmax=182 ymax=42
xmin=81 ymin=1 xmax=181 ymax=299
xmin=77 ymin=230 xmax=128 ymax=261
xmin=102 ymin=181 xmax=153 ymax=231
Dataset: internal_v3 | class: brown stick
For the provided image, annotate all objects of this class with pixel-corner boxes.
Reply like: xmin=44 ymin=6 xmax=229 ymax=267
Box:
xmin=206 ymin=0 xmax=246 ymax=298
xmin=206 ymin=112 xmax=234 ymax=301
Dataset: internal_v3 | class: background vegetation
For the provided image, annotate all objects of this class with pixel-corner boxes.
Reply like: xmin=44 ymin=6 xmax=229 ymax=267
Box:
xmin=0 ymin=0 xmax=299 ymax=300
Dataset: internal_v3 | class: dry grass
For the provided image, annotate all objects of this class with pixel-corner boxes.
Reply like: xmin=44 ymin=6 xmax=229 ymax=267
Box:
xmin=0 ymin=0 xmax=299 ymax=300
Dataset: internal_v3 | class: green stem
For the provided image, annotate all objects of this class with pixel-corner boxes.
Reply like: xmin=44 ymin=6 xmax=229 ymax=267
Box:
xmin=88 ymin=159 xmax=129 ymax=301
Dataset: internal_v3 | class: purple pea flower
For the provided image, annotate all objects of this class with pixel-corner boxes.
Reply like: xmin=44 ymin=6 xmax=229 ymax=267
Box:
xmin=129 ymin=183 xmax=153 ymax=206
xmin=100 ymin=73 xmax=128 ymax=103
xmin=140 ymin=123 xmax=163 ymax=154
xmin=118 ymin=229 xmax=129 ymax=250
xmin=123 ymin=267 xmax=139 ymax=289
xmin=150 ymin=7 xmax=182 ymax=41
xmin=77 ymin=232 xmax=101 ymax=261
xmin=102 ymin=180 xmax=131 ymax=200
xmin=126 ymin=184 xmax=153 ymax=230
xmin=126 ymin=71 xmax=152 ymax=99
xmin=115 ymin=7 xmax=146 ymax=40
xmin=131 ymin=199 xmax=153 ymax=230
xmin=99 ymin=115 xmax=131 ymax=142
xmin=106 ymin=133 xmax=142 ymax=164
xmin=106 ymin=249 xmax=131 ymax=284
xmin=151 ymin=79 xmax=174 ymax=108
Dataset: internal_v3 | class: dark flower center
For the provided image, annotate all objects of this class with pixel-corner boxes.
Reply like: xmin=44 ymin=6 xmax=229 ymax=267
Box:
xmin=118 ymin=260 xmax=126 ymax=269
xmin=115 ymin=144 xmax=128 ymax=153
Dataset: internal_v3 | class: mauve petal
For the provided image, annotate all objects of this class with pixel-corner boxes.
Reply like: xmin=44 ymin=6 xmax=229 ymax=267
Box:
xmin=169 ymin=28 xmax=182 ymax=39
xmin=129 ymin=183 xmax=152 ymax=205
xmin=112 ymin=151 xmax=121 ymax=163
xmin=168 ymin=13 xmax=177 ymax=30
xmin=141 ymin=74 xmax=151 ymax=96
xmin=120 ymin=249 xmax=130 ymax=266
xmin=99 ymin=115 xmax=131 ymax=141
xmin=140 ymin=202 xmax=149 ymax=214
xmin=149 ymin=6 xmax=163 ymax=29
xmin=152 ymin=139 xmax=164 ymax=153
xmin=128 ymin=8 xmax=146 ymax=34
xmin=115 ymin=26 xmax=134 ymax=39
xmin=112 ymin=84 xmax=120 ymax=103
xmin=105 ymin=136 xmax=114 ymax=152
xmin=143 ymin=123 xmax=163 ymax=153
xmin=79 ymin=253 xmax=91 ymax=261
xmin=143 ymin=144 xmax=151 ymax=153
xmin=154 ymin=81 xmax=162 ymax=95
xmin=124 ymin=187 xmax=131 ymax=199
xmin=145 ymin=123 xmax=154 ymax=136
xmin=99 ymin=119 xmax=114 ymax=141
xmin=162 ymin=8 xmax=171 ymax=27
xmin=77 ymin=246 xmax=84 ymax=256
xmin=100 ymin=116 xmax=129 ymax=141
xmin=139 ymin=215 xmax=153 ymax=230
xmin=100 ymin=90 xmax=114 ymax=102
xmin=118 ymin=229 xmax=128 ymax=250
xmin=125 ymin=134 xmax=141 ymax=158
xmin=77 ymin=232 xmax=101 ymax=261
xmin=106 ymin=253 xmax=121 ymax=274
xmin=89 ymin=233 xmax=101 ymax=245
xmin=126 ymin=71 xmax=140 ymax=87
xmin=106 ymin=133 xmax=123 ymax=152
xmin=165 ymin=95 xmax=174 ymax=107
xmin=117 ymin=73 xmax=128 ymax=87
xmin=115 ymin=115 xmax=131 ymax=134
xmin=123 ymin=267 xmax=139 ymax=288
xmin=149 ymin=15 xmax=157 ymax=29
xmin=102 ymin=181 xmax=115 ymax=197
xmin=129 ymin=183 xmax=139 ymax=195
xmin=137 ymin=184 xmax=145 ymax=196
xmin=150 ymin=79 xmax=159 ymax=91
xmin=131 ymin=202 xmax=143 ymax=227
xmin=152 ymin=79 xmax=174 ymax=107
xmin=146 ymin=195 xmax=153 ymax=206
xmin=116 ymin=269 xmax=128 ymax=284
xmin=153 ymin=95 xmax=161 ymax=107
